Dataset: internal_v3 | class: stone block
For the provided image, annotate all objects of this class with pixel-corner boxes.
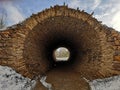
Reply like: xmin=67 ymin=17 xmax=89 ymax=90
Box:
xmin=114 ymin=40 xmax=120 ymax=45
xmin=114 ymin=56 xmax=120 ymax=61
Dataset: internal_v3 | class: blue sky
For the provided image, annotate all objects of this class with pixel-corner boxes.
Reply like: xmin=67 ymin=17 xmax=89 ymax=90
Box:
xmin=0 ymin=0 xmax=120 ymax=31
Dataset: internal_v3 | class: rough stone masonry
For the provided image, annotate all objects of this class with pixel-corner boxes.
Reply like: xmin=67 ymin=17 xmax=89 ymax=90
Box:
xmin=0 ymin=5 xmax=120 ymax=90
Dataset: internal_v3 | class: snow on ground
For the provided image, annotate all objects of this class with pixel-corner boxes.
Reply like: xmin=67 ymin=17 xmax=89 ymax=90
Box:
xmin=0 ymin=66 xmax=36 ymax=90
xmin=40 ymin=76 xmax=52 ymax=90
xmin=89 ymin=75 xmax=120 ymax=90
xmin=0 ymin=65 xmax=120 ymax=90
xmin=0 ymin=27 xmax=7 ymax=31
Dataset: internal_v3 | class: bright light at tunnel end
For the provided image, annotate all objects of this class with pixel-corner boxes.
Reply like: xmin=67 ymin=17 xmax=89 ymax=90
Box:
xmin=53 ymin=47 xmax=70 ymax=62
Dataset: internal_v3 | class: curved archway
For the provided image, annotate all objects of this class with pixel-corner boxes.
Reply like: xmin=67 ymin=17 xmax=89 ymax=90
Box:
xmin=0 ymin=5 xmax=120 ymax=90
xmin=23 ymin=15 xmax=102 ymax=78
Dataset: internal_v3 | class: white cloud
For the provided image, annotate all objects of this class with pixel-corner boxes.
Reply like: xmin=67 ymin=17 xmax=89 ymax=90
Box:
xmin=2 ymin=1 xmax=24 ymax=25
xmin=69 ymin=0 xmax=81 ymax=9
xmin=94 ymin=0 xmax=120 ymax=31
xmin=92 ymin=0 xmax=101 ymax=10
xmin=112 ymin=12 xmax=120 ymax=31
xmin=69 ymin=0 xmax=101 ymax=10
xmin=69 ymin=0 xmax=120 ymax=31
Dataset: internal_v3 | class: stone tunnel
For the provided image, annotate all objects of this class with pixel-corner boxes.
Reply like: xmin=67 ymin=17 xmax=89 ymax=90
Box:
xmin=0 ymin=5 xmax=120 ymax=90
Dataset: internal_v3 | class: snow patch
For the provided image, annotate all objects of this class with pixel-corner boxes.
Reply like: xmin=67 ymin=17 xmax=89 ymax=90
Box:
xmin=1 ymin=65 xmax=120 ymax=90
xmin=89 ymin=75 xmax=120 ymax=90
xmin=0 ymin=27 xmax=7 ymax=31
xmin=40 ymin=76 xmax=52 ymax=90
xmin=0 ymin=66 xmax=36 ymax=90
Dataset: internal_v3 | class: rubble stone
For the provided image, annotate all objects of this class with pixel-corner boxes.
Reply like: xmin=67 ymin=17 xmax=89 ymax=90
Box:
xmin=0 ymin=5 xmax=120 ymax=90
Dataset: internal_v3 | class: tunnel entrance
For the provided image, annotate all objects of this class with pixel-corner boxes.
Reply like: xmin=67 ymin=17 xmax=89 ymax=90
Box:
xmin=0 ymin=5 xmax=116 ymax=90
xmin=24 ymin=16 xmax=102 ymax=78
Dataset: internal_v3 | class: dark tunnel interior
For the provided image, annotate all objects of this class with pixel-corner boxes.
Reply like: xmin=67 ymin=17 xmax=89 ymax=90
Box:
xmin=44 ymin=32 xmax=79 ymax=68
xmin=23 ymin=16 xmax=102 ymax=77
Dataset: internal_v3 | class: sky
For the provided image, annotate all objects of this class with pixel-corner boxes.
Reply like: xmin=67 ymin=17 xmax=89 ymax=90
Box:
xmin=0 ymin=0 xmax=120 ymax=31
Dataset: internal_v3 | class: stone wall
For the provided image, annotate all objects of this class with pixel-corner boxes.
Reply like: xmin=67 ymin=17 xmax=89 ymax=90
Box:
xmin=0 ymin=5 xmax=120 ymax=90
xmin=0 ymin=27 xmax=32 ymax=77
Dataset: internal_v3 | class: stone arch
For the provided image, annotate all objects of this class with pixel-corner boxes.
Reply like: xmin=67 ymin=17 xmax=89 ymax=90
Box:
xmin=21 ymin=5 xmax=114 ymax=79
xmin=0 ymin=5 xmax=120 ymax=90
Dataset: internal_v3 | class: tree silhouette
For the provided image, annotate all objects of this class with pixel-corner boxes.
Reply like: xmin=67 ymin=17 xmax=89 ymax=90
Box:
xmin=0 ymin=11 xmax=7 ymax=29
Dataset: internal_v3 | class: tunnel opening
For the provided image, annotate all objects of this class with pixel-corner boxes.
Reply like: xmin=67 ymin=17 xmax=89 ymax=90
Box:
xmin=0 ymin=6 xmax=116 ymax=90
xmin=53 ymin=47 xmax=70 ymax=62
xmin=44 ymin=34 xmax=79 ymax=69
xmin=24 ymin=16 xmax=102 ymax=77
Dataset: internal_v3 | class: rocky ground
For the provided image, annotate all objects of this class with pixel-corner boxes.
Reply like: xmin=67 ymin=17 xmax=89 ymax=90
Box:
xmin=0 ymin=66 xmax=35 ymax=90
xmin=89 ymin=76 xmax=120 ymax=90
xmin=0 ymin=65 xmax=120 ymax=90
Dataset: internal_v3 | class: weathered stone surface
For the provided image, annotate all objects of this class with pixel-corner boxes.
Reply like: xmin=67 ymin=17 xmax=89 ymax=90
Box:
xmin=114 ymin=56 xmax=120 ymax=61
xmin=114 ymin=40 xmax=120 ymax=45
xmin=0 ymin=5 xmax=120 ymax=90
